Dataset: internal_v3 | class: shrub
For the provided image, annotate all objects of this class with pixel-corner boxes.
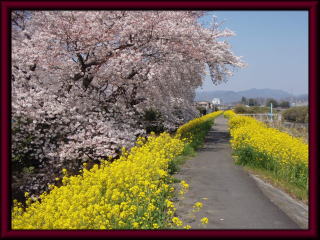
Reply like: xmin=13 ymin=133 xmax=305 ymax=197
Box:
xmin=234 ymin=105 xmax=269 ymax=114
xmin=234 ymin=104 xmax=247 ymax=114
xmin=143 ymin=108 xmax=165 ymax=134
xmin=265 ymin=98 xmax=279 ymax=108
xmin=250 ymin=106 xmax=270 ymax=113
xmin=282 ymin=106 xmax=308 ymax=123
xmin=279 ymin=101 xmax=290 ymax=108
xmin=196 ymin=106 xmax=207 ymax=116
xmin=143 ymin=108 xmax=161 ymax=121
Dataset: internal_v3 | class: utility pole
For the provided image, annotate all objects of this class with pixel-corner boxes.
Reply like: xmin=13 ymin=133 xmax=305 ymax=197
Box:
xmin=270 ymin=102 xmax=273 ymax=121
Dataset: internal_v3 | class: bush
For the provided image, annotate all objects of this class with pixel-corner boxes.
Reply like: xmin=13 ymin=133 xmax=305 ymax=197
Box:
xmin=196 ymin=106 xmax=207 ymax=116
xmin=234 ymin=104 xmax=269 ymax=114
xmin=266 ymin=98 xmax=279 ymax=108
xmin=249 ymin=106 xmax=270 ymax=113
xmin=143 ymin=108 xmax=160 ymax=121
xmin=279 ymin=101 xmax=290 ymax=108
xmin=234 ymin=104 xmax=248 ymax=114
xmin=143 ymin=108 xmax=165 ymax=134
xmin=12 ymin=117 xmax=40 ymax=172
xmin=11 ymin=114 xmax=71 ymax=201
xmin=282 ymin=106 xmax=308 ymax=123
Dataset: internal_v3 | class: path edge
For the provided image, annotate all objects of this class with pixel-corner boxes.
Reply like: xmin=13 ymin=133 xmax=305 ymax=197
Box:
xmin=249 ymin=173 xmax=309 ymax=229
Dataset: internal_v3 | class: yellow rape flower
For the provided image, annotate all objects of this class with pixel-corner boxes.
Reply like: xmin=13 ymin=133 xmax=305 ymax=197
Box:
xmin=172 ymin=217 xmax=183 ymax=227
xmin=153 ymin=223 xmax=159 ymax=229
xmin=200 ymin=217 xmax=209 ymax=225
xmin=192 ymin=201 xmax=203 ymax=212
xmin=183 ymin=225 xmax=191 ymax=229
xmin=12 ymin=113 xmax=221 ymax=230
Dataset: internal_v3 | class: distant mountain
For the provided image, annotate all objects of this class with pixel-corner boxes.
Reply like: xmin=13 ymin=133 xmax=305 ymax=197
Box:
xmin=195 ymin=90 xmax=241 ymax=103
xmin=195 ymin=88 xmax=307 ymax=104
xmin=237 ymin=88 xmax=293 ymax=99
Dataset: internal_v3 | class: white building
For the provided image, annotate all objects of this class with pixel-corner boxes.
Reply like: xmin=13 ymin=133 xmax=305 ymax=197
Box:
xmin=196 ymin=101 xmax=211 ymax=109
xmin=212 ymin=98 xmax=221 ymax=105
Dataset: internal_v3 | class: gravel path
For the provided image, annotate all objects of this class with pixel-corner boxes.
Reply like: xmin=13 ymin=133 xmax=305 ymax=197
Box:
xmin=173 ymin=115 xmax=300 ymax=229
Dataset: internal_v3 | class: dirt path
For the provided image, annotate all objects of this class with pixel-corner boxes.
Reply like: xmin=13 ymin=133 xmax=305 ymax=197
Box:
xmin=174 ymin=115 xmax=300 ymax=229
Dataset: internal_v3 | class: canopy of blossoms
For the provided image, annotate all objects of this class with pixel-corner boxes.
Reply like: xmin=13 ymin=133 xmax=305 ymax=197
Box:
xmin=11 ymin=11 xmax=244 ymax=199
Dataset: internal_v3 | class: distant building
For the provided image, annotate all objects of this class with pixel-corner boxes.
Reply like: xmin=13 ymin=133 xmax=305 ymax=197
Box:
xmin=212 ymin=98 xmax=221 ymax=105
xmin=195 ymin=98 xmax=223 ymax=113
xmin=196 ymin=101 xmax=212 ymax=110
xmin=290 ymin=101 xmax=308 ymax=107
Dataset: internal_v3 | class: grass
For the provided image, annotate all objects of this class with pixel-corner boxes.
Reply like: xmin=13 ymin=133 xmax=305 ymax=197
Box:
xmin=181 ymin=120 xmax=213 ymax=151
xmin=233 ymin=155 xmax=308 ymax=204
xmin=233 ymin=145 xmax=307 ymax=191
xmin=169 ymin=116 xmax=217 ymax=176
xmin=168 ymin=143 xmax=197 ymax=175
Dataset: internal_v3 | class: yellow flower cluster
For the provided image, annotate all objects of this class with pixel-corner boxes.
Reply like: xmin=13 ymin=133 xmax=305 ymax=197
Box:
xmin=12 ymin=132 xmax=185 ymax=229
xmin=192 ymin=201 xmax=203 ymax=212
xmin=179 ymin=180 xmax=189 ymax=196
xmin=200 ymin=217 xmax=209 ymax=225
xmin=176 ymin=111 xmax=223 ymax=139
xmin=172 ymin=217 xmax=183 ymax=227
xmin=225 ymin=111 xmax=308 ymax=188
xmin=12 ymin=110 xmax=223 ymax=230
xmin=223 ymin=110 xmax=236 ymax=118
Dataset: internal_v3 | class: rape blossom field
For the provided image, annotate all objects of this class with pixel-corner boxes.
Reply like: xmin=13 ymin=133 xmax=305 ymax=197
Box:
xmin=9 ymin=9 xmax=309 ymax=232
xmin=224 ymin=110 xmax=308 ymax=196
xmin=12 ymin=111 xmax=222 ymax=229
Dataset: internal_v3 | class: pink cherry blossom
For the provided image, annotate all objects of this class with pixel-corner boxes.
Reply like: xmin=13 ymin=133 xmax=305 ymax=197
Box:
xmin=11 ymin=11 xmax=244 ymax=198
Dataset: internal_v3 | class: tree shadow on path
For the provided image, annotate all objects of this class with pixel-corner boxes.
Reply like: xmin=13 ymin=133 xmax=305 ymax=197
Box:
xmin=198 ymin=129 xmax=231 ymax=152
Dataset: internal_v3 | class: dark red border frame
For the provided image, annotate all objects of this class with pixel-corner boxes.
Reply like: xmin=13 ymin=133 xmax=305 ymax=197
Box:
xmin=1 ymin=1 xmax=318 ymax=238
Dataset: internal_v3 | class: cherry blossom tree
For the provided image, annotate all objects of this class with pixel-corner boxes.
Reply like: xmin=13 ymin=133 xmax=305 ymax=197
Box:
xmin=11 ymin=11 xmax=244 ymax=199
